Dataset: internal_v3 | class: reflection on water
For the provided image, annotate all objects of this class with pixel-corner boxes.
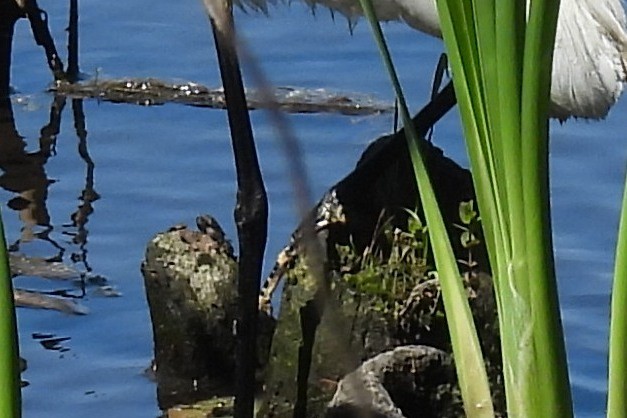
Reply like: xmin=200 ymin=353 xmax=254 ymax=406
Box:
xmin=63 ymin=99 xmax=100 ymax=273
xmin=0 ymin=96 xmax=54 ymax=248
xmin=0 ymin=93 xmax=105 ymax=303
xmin=32 ymin=333 xmax=71 ymax=353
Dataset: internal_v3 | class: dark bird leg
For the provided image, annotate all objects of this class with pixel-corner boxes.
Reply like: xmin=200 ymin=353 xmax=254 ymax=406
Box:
xmin=66 ymin=0 xmax=79 ymax=82
xmin=426 ymin=53 xmax=449 ymax=142
xmin=0 ymin=1 xmax=23 ymax=97
xmin=203 ymin=2 xmax=269 ymax=418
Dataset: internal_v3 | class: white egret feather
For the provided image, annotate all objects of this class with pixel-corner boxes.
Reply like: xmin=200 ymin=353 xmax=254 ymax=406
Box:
xmin=239 ymin=0 xmax=627 ymax=120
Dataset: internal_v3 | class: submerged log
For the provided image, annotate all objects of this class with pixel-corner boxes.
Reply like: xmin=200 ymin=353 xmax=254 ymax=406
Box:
xmin=53 ymin=78 xmax=393 ymax=116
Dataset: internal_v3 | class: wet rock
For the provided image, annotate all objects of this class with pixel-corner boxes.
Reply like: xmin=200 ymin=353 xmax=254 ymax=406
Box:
xmin=326 ymin=345 xmax=461 ymax=418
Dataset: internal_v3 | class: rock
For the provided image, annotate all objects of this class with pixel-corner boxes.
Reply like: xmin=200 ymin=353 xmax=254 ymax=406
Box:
xmin=326 ymin=345 xmax=460 ymax=418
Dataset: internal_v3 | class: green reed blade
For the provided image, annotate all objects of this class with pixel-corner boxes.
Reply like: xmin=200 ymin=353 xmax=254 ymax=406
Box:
xmin=0 ymin=210 xmax=20 ymax=418
xmin=358 ymin=0 xmax=494 ymax=416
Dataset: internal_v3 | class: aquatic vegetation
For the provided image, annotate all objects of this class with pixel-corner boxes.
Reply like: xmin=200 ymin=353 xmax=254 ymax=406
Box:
xmin=335 ymin=213 xmax=432 ymax=317
xmin=608 ymin=174 xmax=627 ymax=417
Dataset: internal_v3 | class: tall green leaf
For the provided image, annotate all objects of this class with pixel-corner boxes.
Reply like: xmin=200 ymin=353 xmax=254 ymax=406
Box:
xmin=358 ymin=1 xmax=494 ymax=416
xmin=0 ymin=210 xmax=20 ymax=418
xmin=608 ymin=168 xmax=627 ymax=418
xmin=435 ymin=0 xmax=573 ymax=416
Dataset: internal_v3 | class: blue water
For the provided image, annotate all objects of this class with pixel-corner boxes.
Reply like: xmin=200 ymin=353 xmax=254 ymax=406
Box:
xmin=3 ymin=1 xmax=626 ymax=417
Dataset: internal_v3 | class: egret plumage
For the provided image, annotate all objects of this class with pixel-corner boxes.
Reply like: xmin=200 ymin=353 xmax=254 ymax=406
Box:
xmin=240 ymin=0 xmax=627 ymax=120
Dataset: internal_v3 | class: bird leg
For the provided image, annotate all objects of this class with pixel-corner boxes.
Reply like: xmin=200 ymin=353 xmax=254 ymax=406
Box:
xmin=203 ymin=2 xmax=269 ymax=418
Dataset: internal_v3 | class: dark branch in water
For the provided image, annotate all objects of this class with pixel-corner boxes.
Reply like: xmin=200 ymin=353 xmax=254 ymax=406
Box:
xmin=0 ymin=0 xmax=67 ymax=96
xmin=0 ymin=2 xmax=22 ymax=97
xmin=205 ymin=2 xmax=269 ymax=418
xmin=22 ymin=0 xmax=66 ymax=81
xmin=67 ymin=0 xmax=80 ymax=82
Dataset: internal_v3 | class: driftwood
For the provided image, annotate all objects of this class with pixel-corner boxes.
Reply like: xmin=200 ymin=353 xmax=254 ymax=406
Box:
xmin=9 ymin=253 xmax=93 ymax=315
xmin=53 ymin=78 xmax=393 ymax=116
xmin=14 ymin=289 xmax=89 ymax=315
xmin=9 ymin=253 xmax=79 ymax=279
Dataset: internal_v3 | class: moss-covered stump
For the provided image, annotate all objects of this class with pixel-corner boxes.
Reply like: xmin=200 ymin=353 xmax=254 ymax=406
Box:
xmin=259 ymin=270 xmax=501 ymax=418
xmin=257 ymin=266 xmax=389 ymax=418
xmin=142 ymin=215 xmax=274 ymax=410
xmin=255 ymin=103 xmax=506 ymax=417
xmin=257 ymin=220 xmax=502 ymax=418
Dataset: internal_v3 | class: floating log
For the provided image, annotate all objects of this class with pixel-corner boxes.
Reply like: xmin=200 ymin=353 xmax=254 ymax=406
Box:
xmin=52 ymin=78 xmax=393 ymax=116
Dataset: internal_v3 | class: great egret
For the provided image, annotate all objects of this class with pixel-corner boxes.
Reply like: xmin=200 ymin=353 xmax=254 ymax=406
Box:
xmin=239 ymin=0 xmax=627 ymax=120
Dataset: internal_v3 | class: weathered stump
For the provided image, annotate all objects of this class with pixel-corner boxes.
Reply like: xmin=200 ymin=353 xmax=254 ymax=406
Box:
xmin=141 ymin=215 xmax=274 ymax=410
xmin=257 ymin=130 xmax=502 ymax=417
xmin=257 ymin=253 xmax=500 ymax=418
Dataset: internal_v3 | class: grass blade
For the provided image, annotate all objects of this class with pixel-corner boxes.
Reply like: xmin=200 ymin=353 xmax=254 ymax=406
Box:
xmin=358 ymin=1 xmax=494 ymax=416
xmin=0 ymin=210 xmax=20 ymax=418
xmin=436 ymin=0 xmax=572 ymax=416
xmin=608 ymin=167 xmax=627 ymax=418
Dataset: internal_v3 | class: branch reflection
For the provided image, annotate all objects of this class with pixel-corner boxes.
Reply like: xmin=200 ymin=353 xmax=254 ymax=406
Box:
xmin=0 ymin=93 xmax=105 ymax=313
xmin=62 ymin=98 xmax=100 ymax=274
xmin=0 ymin=96 xmax=57 ymax=250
